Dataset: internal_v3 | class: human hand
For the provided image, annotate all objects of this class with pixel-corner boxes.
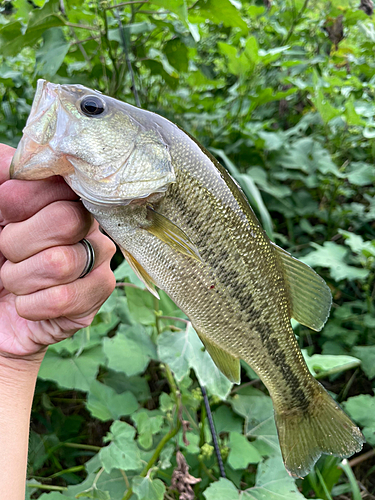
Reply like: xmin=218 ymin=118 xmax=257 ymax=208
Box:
xmin=0 ymin=144 xmax=116 ymax=363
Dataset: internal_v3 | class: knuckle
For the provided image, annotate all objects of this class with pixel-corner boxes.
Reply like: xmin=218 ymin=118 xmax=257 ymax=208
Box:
xmin=44 ymin=246 xmax=76 ymax=280
xmin=48 ymin=285 xmax=76 ymax=313
xmin=0 ymin=260 xmax=15 ymax=292
xmin=0 ymin=224 xmax=17 ymax=261
xmin=50 ymin=201 xmax=91 ymax=243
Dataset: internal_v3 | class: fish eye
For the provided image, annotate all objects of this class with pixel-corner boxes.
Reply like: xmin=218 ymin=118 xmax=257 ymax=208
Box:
xmin=80 ymin=96 xmax=106 ymax=116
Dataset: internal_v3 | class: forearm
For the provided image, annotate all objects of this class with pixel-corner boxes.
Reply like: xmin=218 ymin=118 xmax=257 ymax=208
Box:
xmin=0 ymin=355 xmax=44 ymax=500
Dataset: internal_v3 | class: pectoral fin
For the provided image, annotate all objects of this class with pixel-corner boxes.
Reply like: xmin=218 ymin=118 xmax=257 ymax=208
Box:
xmin=271 ymin=242 xmax=332 ymax=331
xmin=120 ymin=247 xmax=160 ymax=299
xmin=197 ymin=331 xmax=240 ymax=384
xmin=146 ymin=208 xmax=202 ymax=262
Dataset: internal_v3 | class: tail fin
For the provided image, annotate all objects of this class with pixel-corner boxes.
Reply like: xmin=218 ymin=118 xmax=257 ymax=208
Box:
xmin=274 ymin=383 xmax=365 ymax=477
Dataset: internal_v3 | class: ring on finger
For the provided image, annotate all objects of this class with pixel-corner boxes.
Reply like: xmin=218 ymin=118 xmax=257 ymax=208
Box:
xmin=79 ymin=239 xmax=96 ymax=279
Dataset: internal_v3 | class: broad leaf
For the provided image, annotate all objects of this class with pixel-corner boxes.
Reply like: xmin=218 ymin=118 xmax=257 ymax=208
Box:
xmin=99 ymin=421 xmax=142 ymax=473
xmin=157 ymin=323 xmax=232 ymax=399
xmin=103 ymin=324 xmax=156 ymax=377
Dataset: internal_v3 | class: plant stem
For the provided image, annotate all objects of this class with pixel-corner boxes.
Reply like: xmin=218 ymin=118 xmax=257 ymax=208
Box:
xmin=49 ymin=465 xmax=86 ymax=479
xmin=62 ymin=442 xmax=102 ymax=452
xmin=27 ymin=484 xmax=68 ymax=491
xmin=121 ymin=423 xmax=181 ymax=500
xmin=113 ymin=8 xmax=141 ymax=106
xmin=106 ymin=0 xmax=149 ymax=8
xmin=283 ymin=0 xmax=310 ymax=44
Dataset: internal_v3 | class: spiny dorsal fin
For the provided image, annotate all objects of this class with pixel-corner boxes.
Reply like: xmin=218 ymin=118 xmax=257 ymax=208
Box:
xmin=146 ymin=207 xmax=202 ymax=262
xmin=120 ymin=247 xmax=160 ymax=300
xmin=197 ymin=331 xmax=240 ymax=384
xmin=271 ymin=242 xmax=332 ymax=332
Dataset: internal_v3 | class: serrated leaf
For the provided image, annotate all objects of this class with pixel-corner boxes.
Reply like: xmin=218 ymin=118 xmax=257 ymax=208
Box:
xmin=227 ymin=432 xmax=262 ymax=469
xmin=132 ymin=410 xmax=164 ymax=449
xmin=99 ymin=421 xmax=142 ymax=473
xmin=241 ymin=455 xmax=308 ymax=499
xmin=132 ymin=476 xmax=166 ymax=500
xmin=302 ymin=242 xmax=369 ymax=281
xmin=38 ymin=346 xmax=104 ymax=391
xmin=76 ymin=486 xmax=111 ymax=499
xmin=231 ymin=389 xmax=279 ymax=455
xmin=351 ymin=346 xmax=375 ymax=379
xmin=86 ymin=380 xmax=138 ymax=421
xmin=157 ymin=324 xmax=232 ymax=399
xmin=203 ymin=477 xmax=239 ymax=500
xmin=103 ymin=324 xmax=156 ymax=377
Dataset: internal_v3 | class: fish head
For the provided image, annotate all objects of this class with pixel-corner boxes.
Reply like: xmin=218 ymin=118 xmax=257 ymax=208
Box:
xmin=11 ymin=79 xmax=176 ymax=204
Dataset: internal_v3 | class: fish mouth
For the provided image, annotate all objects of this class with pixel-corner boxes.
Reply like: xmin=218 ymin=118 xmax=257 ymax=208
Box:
xmin=10 ymin=79 xmax=74 ymax=180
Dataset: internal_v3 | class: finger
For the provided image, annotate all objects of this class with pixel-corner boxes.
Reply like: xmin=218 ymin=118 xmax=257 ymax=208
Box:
xmin=0 ymin=145 xmax=15 ymax=185
xmin=14 ymin=260 xmax=116 ymax=322
xmin=0 ymin=176 xmax=77 ymax=225
xmin=0 ymin=200 xmax=92 ymax=263
xmin=1 ymin=222 xmax=116 ymax=295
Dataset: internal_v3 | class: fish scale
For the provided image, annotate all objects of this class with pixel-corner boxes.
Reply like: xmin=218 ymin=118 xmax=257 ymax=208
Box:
xmin=11 ymin=79 xmax=365 ymax=477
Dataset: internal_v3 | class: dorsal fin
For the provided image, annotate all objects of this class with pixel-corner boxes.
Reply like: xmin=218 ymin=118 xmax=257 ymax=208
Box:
xmin=271 ymin=242 xmax=332 ymax=331
xmin=120 ymin=247 xmax=160 ymax=300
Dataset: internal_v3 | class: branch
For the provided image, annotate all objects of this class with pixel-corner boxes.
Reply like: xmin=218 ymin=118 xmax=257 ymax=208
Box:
xmin=282 ymin=0 xmax=310 ymax=44
xmin=106 ymin=0 xmax=149 ymax=8
xmin=113 ymin=8 xmax=141 ymax=106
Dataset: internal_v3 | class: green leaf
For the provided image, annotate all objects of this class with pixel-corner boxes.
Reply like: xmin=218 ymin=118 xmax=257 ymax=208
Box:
xmin=132 ymin=410 xmax=164 ymax=449
xmin=38 ymin=346 xmax=105 ymax=392
xmin=242 ymin=455 xmax=308 ymax=499
xmin=302 ymin=351 xmax=361 ymax=378
xmin=227 ymin=432 xmax=262 ymax=469
xmin=132 ymin=476 xmax=166 ymax=500
xmin=231 ymin=389 xmax=279 ymax=455
xmin=164 ymin=38 xmax=189 ymax=73
xmin=99 ymin=420 xmax=142 ymax=473
xmin=203 ymin=477 xmax=239 ymax=500
xmin=76 ymin=486 xmax=111 ymax=499
xmin=38 ymin=494 xmax=76 ymax=500
xmin=351 ymin=346 xmax=375 ymax=379
xmin=312 ymin=87 xmax=341 ymax=124
xmin=103 ymin=324 xmax=156 ymax=377
xmin=0 ymin=0 xmax=64 ymax=56
xmin=193 ymin=0 xmax=247 ymax=35
xmin=36 ymin=27 xmax=70 ymax=77
xmin=125 ymin=287 xmax=156 ymax=325
xmin=86 ymin=380 xmax=138 ymax=421
xmin=347 ymin=162 xmax=375 ymax=186
xmin=344 ymin=394 xmax=375 ymax=445
xmin=302 ymin=242 xmax=370 ymax=281
xmin=157 ymin=323 xmax=232 ymax=399
xmin=213 ymin=405 xmax=243 ymax=435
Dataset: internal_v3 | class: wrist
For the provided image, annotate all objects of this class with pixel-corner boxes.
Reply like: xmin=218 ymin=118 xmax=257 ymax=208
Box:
xmin=0 ymin=351 xmax=45 ymax=386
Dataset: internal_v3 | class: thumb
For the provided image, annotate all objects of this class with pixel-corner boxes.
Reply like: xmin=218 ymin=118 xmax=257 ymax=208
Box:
xmin=0 ymin=145 xmax=15 ymax=185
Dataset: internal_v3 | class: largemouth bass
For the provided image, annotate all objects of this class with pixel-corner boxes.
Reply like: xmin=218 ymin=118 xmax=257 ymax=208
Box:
xmin=11 ymin=80 xmax=364 ymax=477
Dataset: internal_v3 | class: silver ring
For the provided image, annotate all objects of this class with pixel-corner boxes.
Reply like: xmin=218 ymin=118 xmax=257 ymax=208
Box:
xmin=79 ymin=239 xmax=95 ymax=279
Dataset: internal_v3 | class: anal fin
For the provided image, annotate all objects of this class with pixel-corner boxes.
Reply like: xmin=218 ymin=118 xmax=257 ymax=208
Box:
xmin=145 ymin=207 xmax=202 ymax=262
xmin=197 ymin=331 xmax=240 ymax=384
xmin=120 ymin=247 xmax=160 ymax=299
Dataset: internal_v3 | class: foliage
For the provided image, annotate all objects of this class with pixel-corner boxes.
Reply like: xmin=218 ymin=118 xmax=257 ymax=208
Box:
xmin=1 ymin=0 xmax=375 ymax=498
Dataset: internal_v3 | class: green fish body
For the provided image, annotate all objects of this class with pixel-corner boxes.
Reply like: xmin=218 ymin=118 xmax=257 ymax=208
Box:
xmin=11 ymin=80 xmax=364 ymax=477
